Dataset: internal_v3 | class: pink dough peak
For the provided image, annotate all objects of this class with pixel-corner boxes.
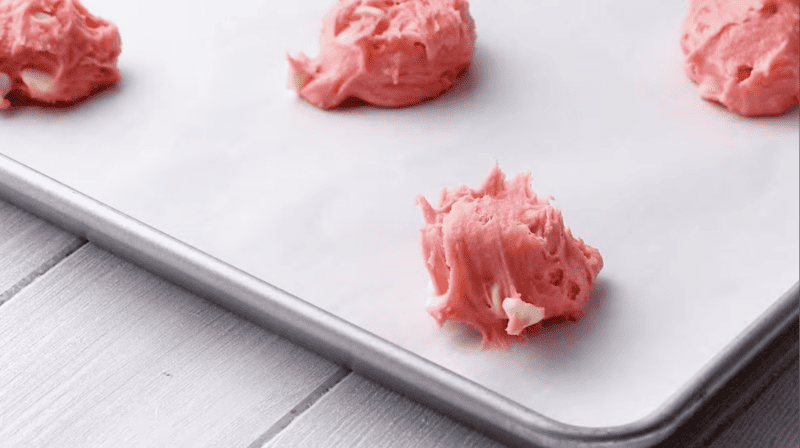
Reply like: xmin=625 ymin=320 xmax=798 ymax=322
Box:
xmin=680 ymin=0 xmax=799 ymax=116
xmin=288 ymin=0 xmax=476 ymax=109
xmin=0 ymin=0 xmax=121 ymax=108
xmin=417 ymin=164 xmax=603 ymax=348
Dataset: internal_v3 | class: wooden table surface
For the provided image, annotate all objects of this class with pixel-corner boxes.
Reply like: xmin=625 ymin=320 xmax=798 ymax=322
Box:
xmin=0 ymin=197 xmax=797 ymax=448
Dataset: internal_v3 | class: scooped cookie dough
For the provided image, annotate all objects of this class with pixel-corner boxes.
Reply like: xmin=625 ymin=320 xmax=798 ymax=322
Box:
xmin=288 ymin=0 xmax=476 ymax=109
xmin=417 ymin=165 xmax=604 ymax=348
xmin=680 ymin=0 xmax=799 ymax=116
xmin=0 ymin=0 xmax=122 ymax=108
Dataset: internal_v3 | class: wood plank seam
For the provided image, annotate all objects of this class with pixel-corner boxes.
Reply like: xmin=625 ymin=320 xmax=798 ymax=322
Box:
xmin=0 ymin=243 xmax=344 ymax=447
xmin=0 ymin=238 xmax=86 ymax=305
xmin=247 ymin=367 xmax=352 ymax=448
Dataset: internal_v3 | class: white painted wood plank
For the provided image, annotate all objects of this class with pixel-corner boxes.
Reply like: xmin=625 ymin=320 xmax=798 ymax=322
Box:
xmin=0 ymin=199 xmax=83 ymax=301
xmin=265 ymin=373 xmax=508 ymax=448
xmin=0 ymin=244 xmax=341 ymax=447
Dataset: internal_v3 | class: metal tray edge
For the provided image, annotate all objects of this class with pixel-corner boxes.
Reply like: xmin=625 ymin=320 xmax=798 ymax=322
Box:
xmin=0 ymin=153 xmax=795 ymax=448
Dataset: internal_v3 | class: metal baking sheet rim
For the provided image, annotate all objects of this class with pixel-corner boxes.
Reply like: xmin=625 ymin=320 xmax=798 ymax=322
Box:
xmin=0 ymin=153 xmax=796 ymax=448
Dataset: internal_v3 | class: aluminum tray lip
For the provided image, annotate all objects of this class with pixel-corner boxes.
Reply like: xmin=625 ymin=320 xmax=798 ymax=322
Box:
xmin=0 ymin=152 xmax=796 ymax=448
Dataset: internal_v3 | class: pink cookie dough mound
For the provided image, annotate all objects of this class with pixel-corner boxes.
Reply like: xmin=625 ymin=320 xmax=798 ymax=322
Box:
xmin=287 ymin=0 xmax=476 ymax=109
xmin=417 ymin=165 xmax=604 ymax=348
xmin=680 ymin=0 xmax=799 ymax=116
xmin=0 ymin=0 xmax=121 ymax=108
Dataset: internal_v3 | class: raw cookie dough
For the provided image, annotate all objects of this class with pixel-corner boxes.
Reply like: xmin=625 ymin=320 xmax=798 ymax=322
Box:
xmin=680 ymin=0 xmax=799 ymax=116
xmin=417 ymin=165 xmax=603 ymax=348
xmin=288 ymin=0 xmax=476 ymax=109
xmin=0 ymin=0 xmax=121 ymax=108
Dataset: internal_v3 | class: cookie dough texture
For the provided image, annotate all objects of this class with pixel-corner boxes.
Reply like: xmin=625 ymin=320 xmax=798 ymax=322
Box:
xmin=417 ymin=165 xmax=604 ymax=348
xmin=680 ymin=0 xmax=799 ymax=116
xmin=288 ymin=0 xmax=476 ymax=109
xmin=0 ymin=0 xmax=121 ymax=108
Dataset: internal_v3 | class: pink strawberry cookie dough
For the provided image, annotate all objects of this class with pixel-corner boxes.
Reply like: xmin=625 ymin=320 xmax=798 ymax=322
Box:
xmin=417 ymin=165 xmax=603 ymax=348
xmin=287 ymin=0 xmax=476 ymax=109
xmin=0 ymin=0 xmax=121 ymax=108
xmin=680 ymin=0 xmax=799 ymax=116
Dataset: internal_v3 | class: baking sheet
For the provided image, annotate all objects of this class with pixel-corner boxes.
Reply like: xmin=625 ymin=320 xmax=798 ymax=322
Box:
xmin=1 ymin=0 xmax=798 ymax=427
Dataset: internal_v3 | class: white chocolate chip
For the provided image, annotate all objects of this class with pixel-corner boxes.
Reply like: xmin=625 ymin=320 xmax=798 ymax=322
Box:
xmin=502 ymin=298 xmax=545 ymax=335
xmin=701 ymin=79 xmax=719 ymax=95
xmin=490 ymin=283 xmax=502 ymax=313
xmin=32 ymin=12 xmax=53 ymax=20
xmin=355 ymin=6 xmax=385 ymax=17
xmin=21 ymin=69 xmax=55 ymax=93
